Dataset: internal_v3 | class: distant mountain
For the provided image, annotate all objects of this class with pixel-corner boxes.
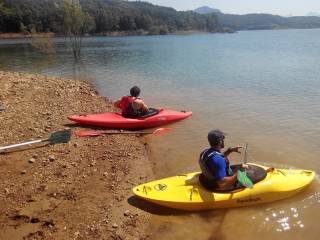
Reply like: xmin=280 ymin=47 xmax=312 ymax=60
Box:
xmin=306 ymin=12 xmax=320 ymax=17
xmin=215 ymin=12 xmax=320 ymax=30
xmin=194 ymin=6 xmax=221 ymax=14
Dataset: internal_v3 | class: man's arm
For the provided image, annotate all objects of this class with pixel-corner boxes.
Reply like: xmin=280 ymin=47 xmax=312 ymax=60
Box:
xmin=217 ymin=173 xmax=238 ymax=190
xmin=114 ymin=99 xmax=121 ymax=108
xmin=212 ymin=155 xmax=237 ymax=190
xmin=134 ymin=99 xmax=149 ymax=111
xmin=223 ymin=146 xmax=242 ymax=157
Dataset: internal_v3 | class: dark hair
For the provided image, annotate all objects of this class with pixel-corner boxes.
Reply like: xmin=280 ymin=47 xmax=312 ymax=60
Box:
xmin=208 ymin=129 xmax=225 ymax=147
xmin=130 ymin=86 xmax=141 ymax=97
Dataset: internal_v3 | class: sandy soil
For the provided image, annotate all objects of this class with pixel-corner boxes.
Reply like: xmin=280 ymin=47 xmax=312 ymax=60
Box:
xmin=0 ymin=71 xmax=154 ymax=240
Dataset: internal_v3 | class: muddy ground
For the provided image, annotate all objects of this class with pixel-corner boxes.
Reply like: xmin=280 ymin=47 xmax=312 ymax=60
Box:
xmin=0 ymin=71 xmax=154 ymax=240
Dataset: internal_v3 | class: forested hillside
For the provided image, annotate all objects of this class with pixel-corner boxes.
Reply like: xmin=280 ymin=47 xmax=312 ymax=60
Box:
xmin=0 ymin=0 xmax=219 ymax=34
xmin=1 ymin=0 xmax=320 ymax=36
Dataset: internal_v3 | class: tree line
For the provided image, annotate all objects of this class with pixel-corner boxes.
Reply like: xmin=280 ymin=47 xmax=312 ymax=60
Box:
xmin=0 ymin=0 xmax=219 ymax=35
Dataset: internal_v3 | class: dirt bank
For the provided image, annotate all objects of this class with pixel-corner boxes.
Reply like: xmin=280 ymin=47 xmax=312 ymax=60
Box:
xmin=0 ymin=71 xmax=153 ymax=240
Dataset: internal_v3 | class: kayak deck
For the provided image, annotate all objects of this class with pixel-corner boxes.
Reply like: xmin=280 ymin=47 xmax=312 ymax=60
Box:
xmin=133 ymin=164 xmax=315 ymax=211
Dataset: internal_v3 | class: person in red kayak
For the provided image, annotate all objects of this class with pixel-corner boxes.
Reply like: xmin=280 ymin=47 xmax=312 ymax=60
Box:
xmin=114 ymin=86 xmax=149 ymax=118
xmin=199 ymin=129 xmax=245 ymax=191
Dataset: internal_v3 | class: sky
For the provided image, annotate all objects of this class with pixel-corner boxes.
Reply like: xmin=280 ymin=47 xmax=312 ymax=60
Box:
xmin=141 ymin=0 xmax=320 ymax=16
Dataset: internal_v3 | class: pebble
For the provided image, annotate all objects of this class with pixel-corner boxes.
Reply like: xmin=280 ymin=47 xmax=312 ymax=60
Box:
xmin=124 ymin=210 xmax=130 ymax=216
xmin=48 ymin=155 xmax=55 ymax=162
xmin=112 ymin=223 xmax=118 ymax=228
xmin=28 ymin=158 xmax=36 ymax=163
xmin=21 ymin=170 xmax=27 ymax=174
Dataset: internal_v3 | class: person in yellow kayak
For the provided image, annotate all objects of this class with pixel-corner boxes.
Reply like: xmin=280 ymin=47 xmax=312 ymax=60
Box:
xmin=114 ymin=86 xmax=149 ymax=118
xmin=199 ymin=129 xmax=244 ymax=191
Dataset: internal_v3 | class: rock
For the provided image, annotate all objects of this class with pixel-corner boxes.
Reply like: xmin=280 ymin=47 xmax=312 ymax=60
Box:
xmin=48 ymin=155 xmax=55 ymax=162
xmin=21 ymin=170 xmax=27 ymax=174
xmin=124 ymin=210 xmax=130 ymax=216
xmin=112 ymin=223 xmax=118 ymax=228
xmin=28 ymin=158 xmax=36 ymax=163
xmin=103 ymin=172 xmax=108 ymax=177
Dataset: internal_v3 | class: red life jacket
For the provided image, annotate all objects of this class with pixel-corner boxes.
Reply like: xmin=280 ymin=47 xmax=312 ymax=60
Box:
xmin=119 ymin=96 xmax=136 ymax=117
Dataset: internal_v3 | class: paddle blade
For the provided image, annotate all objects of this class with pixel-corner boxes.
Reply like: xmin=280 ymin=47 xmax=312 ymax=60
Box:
xmin=74 ymin=130 xmax=103 ymax=137
xmin=237 ymin=170 xmax=253 ymax=189
xmin=48 ymin=130 xmax=71 ymax=144
xmin=152 ymin=128 xmax=171 ymax=135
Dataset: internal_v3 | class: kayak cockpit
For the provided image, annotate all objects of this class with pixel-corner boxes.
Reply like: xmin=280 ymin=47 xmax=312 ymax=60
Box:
xmin=197 ymin=164 xmax=267 ymax=192
xmin=137 ymin=108 xmax=161 ymax=119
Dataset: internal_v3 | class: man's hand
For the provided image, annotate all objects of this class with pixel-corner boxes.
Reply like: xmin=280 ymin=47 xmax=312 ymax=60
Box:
xmin=241 ymin=164 xmax=249 ymax=170
xmin=228 ymin=146 xmax=243 ymax=154
xmin=223 ymin=146 xmax=243 ymax=158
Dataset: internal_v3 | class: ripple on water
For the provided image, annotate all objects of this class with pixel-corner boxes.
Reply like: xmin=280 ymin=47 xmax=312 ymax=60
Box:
xmin=249 ymin=190 xmax=320 ymax=234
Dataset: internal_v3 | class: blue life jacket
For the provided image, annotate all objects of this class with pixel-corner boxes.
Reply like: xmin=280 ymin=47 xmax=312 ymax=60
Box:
xmin=199 ymin=148 xmax=232 ymax=181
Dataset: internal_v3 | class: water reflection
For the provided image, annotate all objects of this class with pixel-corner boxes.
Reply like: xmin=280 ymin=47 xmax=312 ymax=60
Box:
xmin=222 ymin=185 xmax=320 ymax=239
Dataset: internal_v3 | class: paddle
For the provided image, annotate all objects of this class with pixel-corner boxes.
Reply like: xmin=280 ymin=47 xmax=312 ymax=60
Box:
xmin=243 ymin=143 xmax=248 ymax=164
xmin=237 ymin=170 xmax=253 ymax=189
xmin=0 ymin=130 xmax=71 ymax=153
xmin=74 ymin=127 xmax=171 ymax=137
xmin=237 ymin=142 xmax=254 ymax=188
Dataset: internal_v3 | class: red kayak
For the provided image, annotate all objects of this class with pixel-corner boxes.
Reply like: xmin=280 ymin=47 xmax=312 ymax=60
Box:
xmin=68 ymin=109 xmax=192 ymax=129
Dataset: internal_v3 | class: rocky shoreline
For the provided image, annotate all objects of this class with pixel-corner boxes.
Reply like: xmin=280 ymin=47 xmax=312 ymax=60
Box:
xmin=0 ymin=71 xmax=153 ymax=240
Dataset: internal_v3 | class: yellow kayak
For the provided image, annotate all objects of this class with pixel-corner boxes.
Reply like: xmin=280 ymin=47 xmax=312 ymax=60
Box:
xmin=132 ymin=164 xmax=315 ymax=211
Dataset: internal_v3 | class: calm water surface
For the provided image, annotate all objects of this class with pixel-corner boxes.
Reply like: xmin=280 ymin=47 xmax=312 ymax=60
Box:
xmin=1 ymin=29 xmax=320 ymax=239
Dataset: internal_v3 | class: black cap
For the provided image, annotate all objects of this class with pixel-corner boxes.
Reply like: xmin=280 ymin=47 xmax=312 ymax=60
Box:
xmin=208 ymin=129 xmax=226 ymax=146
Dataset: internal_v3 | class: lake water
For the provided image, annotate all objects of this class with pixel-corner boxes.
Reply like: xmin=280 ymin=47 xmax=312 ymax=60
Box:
xmin=1 ymin=29 xmax=320 ymax=239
